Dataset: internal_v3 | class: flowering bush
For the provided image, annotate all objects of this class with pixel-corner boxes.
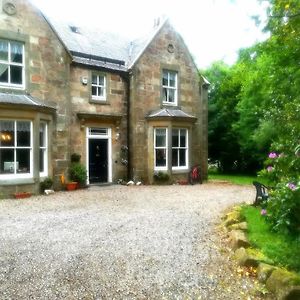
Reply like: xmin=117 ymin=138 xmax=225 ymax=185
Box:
xmin=259 ymin=141 xmax=300 ymax=235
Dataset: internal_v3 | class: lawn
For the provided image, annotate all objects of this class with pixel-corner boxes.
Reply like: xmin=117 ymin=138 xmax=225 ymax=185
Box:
xmin=240 ymin=205 xmax=300 ymax=274
xmin=208 ymin=173 xmax=264 ymax=185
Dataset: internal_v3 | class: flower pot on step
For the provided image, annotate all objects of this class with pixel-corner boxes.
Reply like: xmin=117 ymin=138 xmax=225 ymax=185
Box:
xmin=66 ymin=182 xmax=78 ymax=191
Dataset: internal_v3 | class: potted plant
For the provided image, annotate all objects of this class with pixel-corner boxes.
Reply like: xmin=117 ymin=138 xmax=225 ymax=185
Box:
xmin=65 ymin=181 xmax=78 ymax=191
xmin=40 ymin=177 xmax=53 ymax=193
xmin=68 ymin=153 xmax=87 ymax=189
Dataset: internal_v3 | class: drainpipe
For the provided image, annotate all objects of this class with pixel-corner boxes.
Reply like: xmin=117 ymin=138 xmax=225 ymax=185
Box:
xmin=121 ymin=71 xmax=131 ymax=181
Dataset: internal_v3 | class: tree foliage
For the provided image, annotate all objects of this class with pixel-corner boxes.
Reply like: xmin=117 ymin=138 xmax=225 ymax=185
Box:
xmin=203 ymin=0 xmax=300 ymax=175
xmin=204 ymin=0 xmax=300 ymax=234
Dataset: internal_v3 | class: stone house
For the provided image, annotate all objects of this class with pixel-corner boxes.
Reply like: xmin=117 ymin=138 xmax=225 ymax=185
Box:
xmin=0 ymin=0 xmax=208 ymax=198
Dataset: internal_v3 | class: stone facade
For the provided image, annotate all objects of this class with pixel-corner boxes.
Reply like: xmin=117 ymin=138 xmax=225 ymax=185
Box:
xmin=130 ymin=23 xmax=208 ymax=183
xmin=69 ymin=66 xmax=128 ymax=183
xmin=0 ymin=0 xmax=208 ymax=198
xmin=0 ymin=0 xmax=71 ymax=197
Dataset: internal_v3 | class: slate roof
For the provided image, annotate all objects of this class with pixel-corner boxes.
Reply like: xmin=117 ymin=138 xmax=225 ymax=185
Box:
xmin=0 ymin=93 xmax=56 ymax=111
xmin=147 ymin=108 xmax=197 ymax=121
xmin=47 ymin=17 xmax=167 ymax=71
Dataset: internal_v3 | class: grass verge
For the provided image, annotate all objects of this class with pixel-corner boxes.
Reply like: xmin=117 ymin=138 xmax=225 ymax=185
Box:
xmin=208 ymin=173 xmax=263 ymax=185
xmin=240 ymin=205 xmax=300 ymax=274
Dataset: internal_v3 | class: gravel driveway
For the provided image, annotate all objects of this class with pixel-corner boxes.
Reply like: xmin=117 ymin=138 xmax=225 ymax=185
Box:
xmin=0 ymin=183 xmax=262 ymax=299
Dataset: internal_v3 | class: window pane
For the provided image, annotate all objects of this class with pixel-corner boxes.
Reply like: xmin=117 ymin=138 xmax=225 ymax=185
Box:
xmin=169 ymin=72 xmax=176 ymax=87
xmin=179 ymin=149 xmax=186 ymax=166
xmin=92 ymin=75 xmax=97 ymax=84
xmin=0 ymin=64 xmax=8 ymax=83
xmin=168 ymin=89 xmax=175 ymax=102
xmin=40 ymin=149 xmax=45 ymax=172
xmin=163 ymin=88 xmax=168 ymax=102
xmin=172 ymin=129 xmax=179 ymax=147
xmin=98 ymin=76 xmax=104 ymax=85
xmin=16 ymin=149 xmax=30 ymax=173
xmin=0 ymin=120 xmax=14 ymax=147
xmin=155 ymin=129 xmax=166 ymax=147
xmin=10 ymin=65 xmax=23 ymax=84
xmin=10 ymin=42 xmax=23 ymax=63
xmin=97 ymin=87 xmax=103 ymax=97
xmin=156 ymin=149 xmax=166 ymax=167
xmin=0 ymin=41 xmax=8 ymax=61
xmin=92 ymin=86 xmax=97 ymax=96
xmin=162 ymin=71 xmax=168 ymax=86
xmin=180 ymin=130 xmax=186 ymax=147
xmin=17 ymin=121 xmax=30 ymax=147
xmin=90 ymin=128 xmax=108 ymax=135
xmin=39 ymin=123 xmax=46 ymax=147
xmin=172 ymin=149 xmax=178 ymax=167
xmin=0 ymin=149 xmax=14 ymax=174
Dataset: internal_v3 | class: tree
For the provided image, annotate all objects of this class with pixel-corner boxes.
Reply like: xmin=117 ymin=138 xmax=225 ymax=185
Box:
xmin=203 ymin=62 xmax=244 ymax=173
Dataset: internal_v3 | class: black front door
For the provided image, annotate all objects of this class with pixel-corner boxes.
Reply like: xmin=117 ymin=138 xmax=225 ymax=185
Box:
xmin=89 ymin=139 xmax=108 ymax=183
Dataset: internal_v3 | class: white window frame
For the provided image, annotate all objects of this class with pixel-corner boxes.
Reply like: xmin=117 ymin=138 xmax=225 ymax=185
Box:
xmin=91 ymin=73 xmax=106 ymax=101
xmin=162 ymin=70 xmax=178 ymax=106
xmin=39 ymin=122 xmax=48 ymax=178
xmin=86 ymin=127 xmax=112 ymax=184
xmin=172 ymin=128 xmax=189 ymax=170
xmin=0 ymin=120 xmax=33 ymax=179
xmin=154 ymin=128 xmax=168 ymax=171
xmin=0 ymin=40 xmax=25 ymax=90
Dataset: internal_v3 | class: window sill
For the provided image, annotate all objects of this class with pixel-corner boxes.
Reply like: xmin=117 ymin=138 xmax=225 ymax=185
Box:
xmin=90 ymin=98 xmax=109 ymax=105
xmin=162 ymin=102 xmax=177 ymax=106
xmin=172 ymin=168 xmax=189 ymax=174
xmin=154 ymin=167 xmax=168 ymax=172
xmin=0 ymin=177 xmax=35 ymax=186
xmin=0 ymin=84 xmax=25 ymax=91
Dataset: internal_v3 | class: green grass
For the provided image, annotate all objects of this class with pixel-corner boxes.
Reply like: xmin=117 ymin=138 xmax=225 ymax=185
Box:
xmin=241 ymin=205 xmax=300 ymax=274
xmin=208 ymin=173 xmax=263 ymax=185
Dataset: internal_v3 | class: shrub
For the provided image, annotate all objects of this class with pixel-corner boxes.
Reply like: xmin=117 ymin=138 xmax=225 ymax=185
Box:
xmin=40 ymin=177 xmax=53 ymax=192
xmin=69 ymin=163 xmax=87 ymax=186
xmin=259 ymin=141 xmax=300 ymax=235
xmin=153 ymin=171 xmax=170 ymax=183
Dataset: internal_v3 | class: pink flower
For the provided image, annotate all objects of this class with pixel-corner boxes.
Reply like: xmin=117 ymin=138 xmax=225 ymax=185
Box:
xmin=268 ymin=152 xmax=278 ymax=159
xmin=267 ymin=166 xmax=274 ymax=172
xmin=261 ymin=209 xmax=267 ymax=216
xmin=287 ymin=183 xmax=297 ymax=191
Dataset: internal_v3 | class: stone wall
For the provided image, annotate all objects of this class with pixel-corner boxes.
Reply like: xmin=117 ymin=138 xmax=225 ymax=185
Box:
xmin=0 ymin=0 xmax=71 ymax=196
xmin=129 ymin=21 xmax=208 ymax=183
xmin=69 ymin=65 xmax=128 ymax=182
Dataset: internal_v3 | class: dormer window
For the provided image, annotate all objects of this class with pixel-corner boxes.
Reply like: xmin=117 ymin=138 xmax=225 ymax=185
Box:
xmin=0 ymin=40 xmax=25 ymax=89
xmin=91 ymin=73 xmax=106 ymax=101
xmin=162 ymin=70 xmax=177 ymax=105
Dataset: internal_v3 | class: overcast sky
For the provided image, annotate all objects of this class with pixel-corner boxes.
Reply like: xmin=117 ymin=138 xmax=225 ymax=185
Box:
xmin=31 ymin=0 xmax=269 ymax=69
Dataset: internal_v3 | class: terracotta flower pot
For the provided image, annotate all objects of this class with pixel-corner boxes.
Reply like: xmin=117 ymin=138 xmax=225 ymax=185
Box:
xmin=66 ymin=182 xmax=78 ymax=191
xmin=14 ymin=192 xmax=32 ymax=199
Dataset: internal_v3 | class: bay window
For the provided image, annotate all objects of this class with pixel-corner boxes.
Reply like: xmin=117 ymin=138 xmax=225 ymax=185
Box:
xmin=154 ymin=128 xmax=168 ymax=170
xmin=0 ymin=40 xmax=25 ymax=89
xmin=39 ymin=122 xmax=48 ymax=177
xmin=154 ymin=127 xmax=189 ymax=171
xmin=0 ymin=120 xmax=32 ymax=178
xmin=172 ymin=129 xmax=188 ymax=169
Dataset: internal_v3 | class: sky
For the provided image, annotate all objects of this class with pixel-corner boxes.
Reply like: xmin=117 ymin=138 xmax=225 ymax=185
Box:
xmin=31 ymin=0 xmax=270 ymax=69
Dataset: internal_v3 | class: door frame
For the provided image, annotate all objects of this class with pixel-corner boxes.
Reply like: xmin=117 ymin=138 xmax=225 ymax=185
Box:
xmin=86 ymin=127 xmax=112 ymax=184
